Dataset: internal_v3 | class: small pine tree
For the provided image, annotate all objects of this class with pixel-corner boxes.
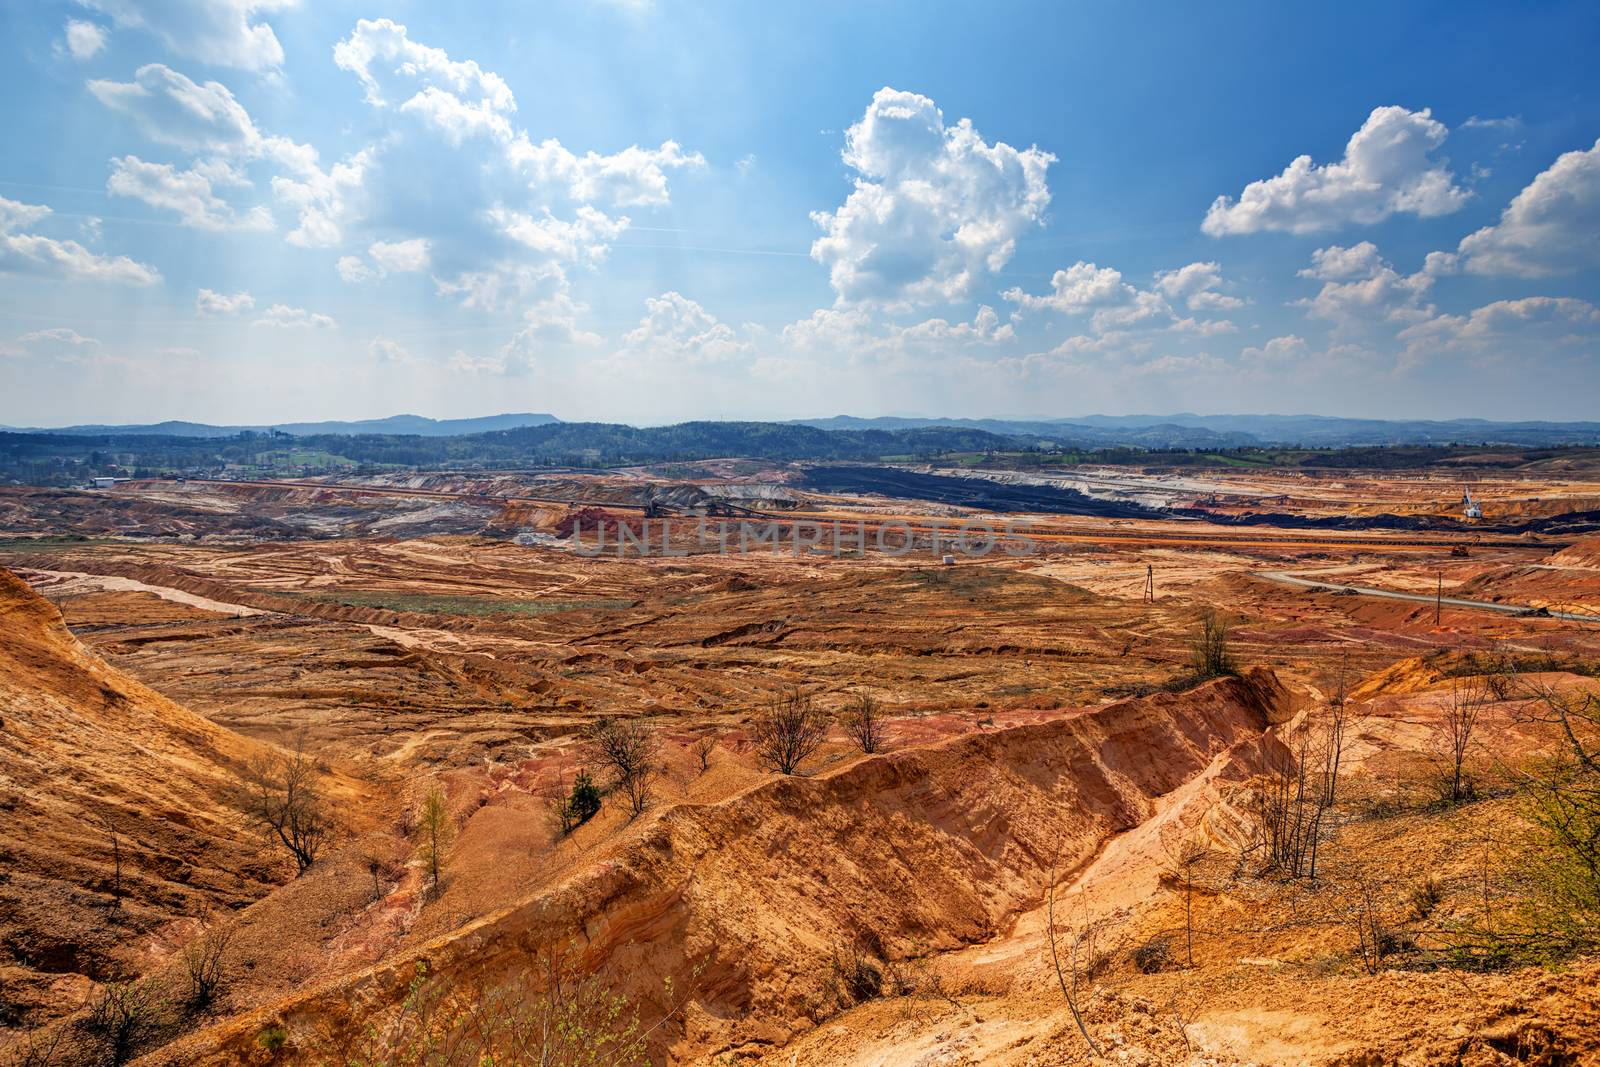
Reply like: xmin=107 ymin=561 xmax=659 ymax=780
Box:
xmin=415 ymin=784 xmax=453 ymax=899
xmin=552 ymin=770 xmax=603 ymax=835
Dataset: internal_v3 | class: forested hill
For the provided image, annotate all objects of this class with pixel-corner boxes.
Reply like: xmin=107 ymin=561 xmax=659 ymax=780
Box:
xmin=0 ymin=421 xmax=1030 ymax=484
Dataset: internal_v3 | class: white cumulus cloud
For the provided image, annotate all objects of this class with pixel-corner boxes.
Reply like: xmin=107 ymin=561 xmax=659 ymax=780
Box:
xmin=89 ymin=64 xmax=264 ymax=153
xmin=91 ymin=64 xmax=371 ymax=249
xmin=620 ymin=291 xmax=751 ymax=365
xmin=63 ymin=19 xmax=108 ymax=59
xmin=1402 ymin=296 xmax=1600 ymax=360
xmin=253 ymin=303 xmax=336 ymax=329
xmin=367 ymin=238 xmax=430 ymax=273
xmin=1294 ymin=242 xmax=1435 ymax=325
xmin=0 ymin=195 xmax=160 ymax=285
xmin=368 ymin=336 xmax=411 ymax=363
xmin=331 ymin=18 xmax=701 ymax=317
xmin=1456 ymin=138 xmax=1600 ymax=277
xmin=76 ymin=0 xmax=297 ymax=71
xmin=1003 ymin=261 xmax=1178 ymax=333
xmin=196 ymin=288 xmax=254 ymax=316
xmin=19 ymin=328 xmax=101 ymax=347
xmin=334 ymin=18 xmax=516 ymax=116
xmin=810 ymin=87 xmax=1054 ymax=307
xmin=1203 ymin=106 xmax=1469 ymax=236
xmin=336 ymin=255 xmax=375 ymax=283
xmin=107 ymin=155 xmax=273 ymax=231
xmin=1154 ymin=261 xmax=1244 ymax=311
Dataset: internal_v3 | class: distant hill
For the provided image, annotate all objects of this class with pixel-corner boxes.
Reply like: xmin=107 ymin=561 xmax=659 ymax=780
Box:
xmin=15 ymin=413 xmax=562 ymax=438
xmin=0 ymin=421 xmax=1032 ymax=484
xmin=17 ymin=412 xmax=1600 ymax=448
xmin=793 ymin=414 xmax=1600 ymax=449
xmin=793 ymin=415 xmax=1255 ymax=449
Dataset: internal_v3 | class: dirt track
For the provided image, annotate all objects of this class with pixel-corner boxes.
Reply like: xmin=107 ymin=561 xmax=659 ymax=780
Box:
xmin=1252 ymin=567 xmax=1600 ymax=623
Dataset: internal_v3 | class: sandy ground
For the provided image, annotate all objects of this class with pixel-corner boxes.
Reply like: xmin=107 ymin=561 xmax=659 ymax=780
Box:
xmin=3 ymin=464 xmax=1600 ymax=1065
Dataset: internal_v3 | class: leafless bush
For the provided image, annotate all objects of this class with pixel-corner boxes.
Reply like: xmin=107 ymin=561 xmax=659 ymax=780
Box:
xmin=587 ymin=719 xmax=660 ymax=817
xmin=1347 ymin=876 xmax=1411 ymax=974
xmin=1430 ymin=675 xmax=1488 ymax=805
xmin=363 ymin=852 xmax=404 ymax=904
xmin=1409 ymin=875 xmax=1444 ymax=921
xmin=827 ymin=942 xmax=883 ymax=1007
xmin=838 ymin=694 xmax=885 ymax=754
xmin=1 ymin=1027 xmax=68 ymax=1067
xmin=415 ymin=783 xmax=454 ymax=899
xmin=1190 ymin=608 xmax=1236 ymax=680
xmin=1242 ymin=742 xmax=1328 ymax=879
xmin=182 ymin=920 xmax=235 ymax=1011
xmin=690 ymin=733 xmax=717 ymax=773
xmin=1239 ymin=695 xmax=1351 ymax=880
xmin=1161 ymin=838 xmax=1210 ymax=967
xmin=85 ymin=981 xmax=153 ymax=1066
xmin=1045 ymin=855 xmax=1108 ymax=1058
xmin=1133 ymin=935 xmax=1176 ymax=973
xmin=751 ymin=691 xmax=829 ymax=775
xmin=239 ymin=732 xmax=330 ymax=874
xmin=103 ymin=821 xmax=124 ymax=913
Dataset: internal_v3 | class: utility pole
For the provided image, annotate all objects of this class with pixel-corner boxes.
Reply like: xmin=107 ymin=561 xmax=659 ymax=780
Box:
xmin=1435 ymin=571 xmax=1443 ymax=626
xmin=1144 ymin=564 xmax=1154 ymax=603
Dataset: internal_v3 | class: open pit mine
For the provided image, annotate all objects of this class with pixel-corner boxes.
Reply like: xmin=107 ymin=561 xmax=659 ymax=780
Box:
xmin=3 ymin=455 xmax=1600 ymax=1066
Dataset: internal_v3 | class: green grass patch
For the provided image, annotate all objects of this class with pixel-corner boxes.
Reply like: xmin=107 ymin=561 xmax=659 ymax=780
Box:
xmin=0 ymin=535 xmax=124 ymax=552
xmin=300 ymin=590 xmax=635 ymax=617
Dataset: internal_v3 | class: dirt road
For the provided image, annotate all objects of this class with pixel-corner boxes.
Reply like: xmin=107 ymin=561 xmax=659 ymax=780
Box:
xmin=1252 ymin=568 xmax=1600 ymax=624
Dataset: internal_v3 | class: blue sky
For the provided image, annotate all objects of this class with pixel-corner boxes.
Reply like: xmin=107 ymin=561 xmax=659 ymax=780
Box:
xmin=1 ymin=1 xmax=1597 ymax=426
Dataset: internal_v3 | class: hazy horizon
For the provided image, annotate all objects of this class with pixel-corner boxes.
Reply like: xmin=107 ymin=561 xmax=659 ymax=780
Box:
xmin=10 ymin=408 xmax=1600 ymax=434
xmin=2 ymin=2 xmax=1598 ymax=425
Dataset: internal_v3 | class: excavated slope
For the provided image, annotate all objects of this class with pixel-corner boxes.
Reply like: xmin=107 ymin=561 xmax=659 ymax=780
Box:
xmin=1548 ymin=535 xmax=1600 ymax=569
xmin=165 ymin=670 xmax=1289 ymax=1065
xmin=0 ymin=568 xmax=276 ymax=1021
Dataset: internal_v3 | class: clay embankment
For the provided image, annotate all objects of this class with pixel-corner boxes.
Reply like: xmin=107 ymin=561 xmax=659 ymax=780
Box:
xmin=0 ymin=568 xmax=277 ymax=1024
xmin=166 ymin=671 xmax=1291 ymax=1064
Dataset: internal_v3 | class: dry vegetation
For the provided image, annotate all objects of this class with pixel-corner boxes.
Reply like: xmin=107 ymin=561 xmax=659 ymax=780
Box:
xmin=4 ymin=468 xmax=1600 ymax=1064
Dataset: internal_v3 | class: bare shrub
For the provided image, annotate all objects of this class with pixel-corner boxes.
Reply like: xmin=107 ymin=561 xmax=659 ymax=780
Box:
xmin=85 ymin=981 xmax=153 ymax=1066
xmin=838 ymin=694 xmax=885 ymax=754
xmin=363 ymin=852 xmax=405 ymax=904
xmin=104 ymin=821 xmax=124 ymax=913
xmin=1190 ymin=608 xmax=1236 ymax=680
xmin=751 ymin=691 xmax=829 ymax=775
xmin=240 ymin=732 xmax=330 ymax=875
xmin=1045 ymin=854 xmax=1107 ymax=1058
xmin=1161 ymin=838 xmax=1209 ymax=967
xmin=587 ymin=719 xmax=661 ymax=817
xmin=690 ymin=734 xmax=717 ymax=774
xmin=2 ymin=1027 xmax=68 ymax=1067
xmin=1133 ymin=935 xmax=1176 ymax=974
xmin=1242 ymin=739 xmax=1330 ymax=879
xmin=1431 ymin=675 xmax=1488 ymax=805
xmin=827 ymin=942 xmax=883 ymax=1008
xmin=414 ymin=783 xmax=454 ymax=899
xmin=1409 ymin=875 xmax=1444 ymax=921
xmin=1347 ymin=876 xmax=1412 ymax=974
xmin=182 ymin=920 xmax=235 ymax=1011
